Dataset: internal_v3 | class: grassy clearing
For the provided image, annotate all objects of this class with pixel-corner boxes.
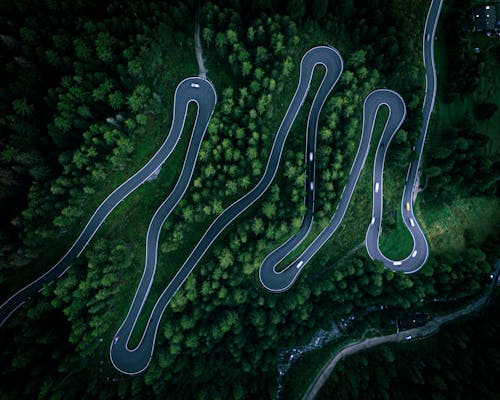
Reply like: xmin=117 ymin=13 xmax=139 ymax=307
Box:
xmin=417 ymin=9 xmax=500 ymax=256
xmin=102 ymin=106 xmax=198 ymax=346
xmin=378 ymin=216 xmax=415 ymax=260
xmin=378 ymin=153 xmax=415 ymax=260
xmin=283 ymin=6 xmax=500 ymax=398
xmin=418 ymin=196 xmax=500 ymax=255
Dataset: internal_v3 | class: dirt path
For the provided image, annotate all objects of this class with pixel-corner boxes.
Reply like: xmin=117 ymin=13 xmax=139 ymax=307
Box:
xmin=194 ymin=0 xmax=207 ymax=79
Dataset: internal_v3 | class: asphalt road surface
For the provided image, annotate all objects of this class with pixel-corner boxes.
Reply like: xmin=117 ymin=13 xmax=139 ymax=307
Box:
xmin=0 ymin=77 xmax=216 ymax=328
xmin=365 ymin=0 xmax=442 ymax=273
xmin=261 ymin=0 xmax=442 ymax=290
xmin=302 ymin=259 xmax=498 ymax=400
xmin=1 ymin=0 xmax=441 ymax=376
xmin=109 ymin=78 xmax=218 ymax=374
xmin=110 ymin=46 xmax=347 ymax=374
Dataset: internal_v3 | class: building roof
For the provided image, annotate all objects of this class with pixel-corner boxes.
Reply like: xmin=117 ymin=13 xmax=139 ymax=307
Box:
xmin=472 ymin=5 xmax=497 ymax=31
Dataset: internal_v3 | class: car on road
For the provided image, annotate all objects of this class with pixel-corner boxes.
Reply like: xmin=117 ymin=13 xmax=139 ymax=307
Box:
xmin=426 ymin=33 xmax=431 ymax=41
xmin=409 ymin=218 xmax=415 ymax=227
xmin=296 ymin=260 xmax=304 ymax=269
xmin=190 ymin=83 xmax=200 ymax=88
xmin=309 ymin=152 xmax=313 ymax=162
xmin=405 ymin=335 xmax=412 ymax=340
xmin=113 ymin=335 xmax=119 ymax=344
xmin=405 ymin=202 xmax=410 ymax=211
xmin=393 ymin=261 xmax=402 ymax=266
xmin=375 ymin=182 xmax=379 ymax=193
xmin=310 ymin=182 xmax=314 ymax=191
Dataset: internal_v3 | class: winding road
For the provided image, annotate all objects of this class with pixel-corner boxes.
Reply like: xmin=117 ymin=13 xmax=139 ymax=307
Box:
xmin=111 ymin=45 xmax=346 ymax=374
xmin=0 ymin=0 xmax=442 ymax=377
xmin=301 ymin=260 xmax=499 ymax=400
xmin=365 ymin=0 xmax=442 ymax=273
xmin=0 ymin=77 xmax=217 ymax=328
xmin=260 ymin=0 xmax=443 ymax=289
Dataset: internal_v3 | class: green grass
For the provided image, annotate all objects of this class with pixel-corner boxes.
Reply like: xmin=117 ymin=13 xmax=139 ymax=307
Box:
xmin=12 ymin=2 xmax=498 ymax=387
xmin=282 ymin=6 xmax=500 ymax=398
xmin=378 ymin=152 xmax=415 ymax=260
xmin=416 ymin=7 xmax=500 ymax=257
xmin=303 ymin=102 xmax=415 ymax=268
xmin=418 ymin=196 xmax=500 ymax=255
xmin=275 ymin=90 xmax=396 ymax=271
xmin=378 ymin=216 xmax=415 ymax=260
xmin=102 ymin=107 xmax=198 ymax=347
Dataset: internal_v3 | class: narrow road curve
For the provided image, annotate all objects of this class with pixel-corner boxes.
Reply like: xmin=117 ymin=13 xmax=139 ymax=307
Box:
xmin=260 ymin=89 xmax=412 ymax=292
xmin=0 ymin=77 xmax=216 ymax=328
xmin=365 ymin=0 xmax=442 ymax=273
xmin=1 ymin=0 xmax=442 ymax=376
xmin=261 ymin=0 xmax=442 ymax=289
xmin=301 ymin=261 xmax=499 ymax=400
xmin=111 ymin=46 xmax=345 ymax=374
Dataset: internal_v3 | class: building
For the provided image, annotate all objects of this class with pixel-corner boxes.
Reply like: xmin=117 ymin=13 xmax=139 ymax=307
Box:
xmin=472 ymin=4 xmax=497 ymax=31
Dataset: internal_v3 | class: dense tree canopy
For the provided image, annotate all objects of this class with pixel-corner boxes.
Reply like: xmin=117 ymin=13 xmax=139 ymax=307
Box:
xmin=0 ymin=0 xmax=498 ymax=399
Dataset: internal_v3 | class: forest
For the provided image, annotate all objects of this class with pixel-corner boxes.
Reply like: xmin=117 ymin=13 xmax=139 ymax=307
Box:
xmin=314 ymin=293 xmax=500 ymax=400
xmin=0 ymin=0 xmax=498 ymax=399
